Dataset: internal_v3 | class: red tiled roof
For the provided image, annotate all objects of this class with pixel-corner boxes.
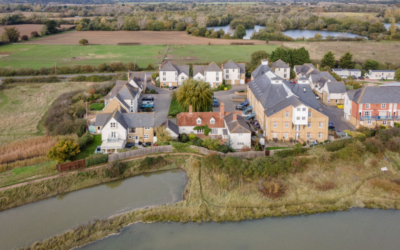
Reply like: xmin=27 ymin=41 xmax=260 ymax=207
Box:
xmin=177 ymin=112 xmax=225 ymax=128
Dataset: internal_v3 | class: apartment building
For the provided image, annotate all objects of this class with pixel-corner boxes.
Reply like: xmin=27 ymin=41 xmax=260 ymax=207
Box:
xmin=159 ymin=61 xmax=190 ymax=87
xmin=366 ymin=70 xmax=396 ymax=80
xmin=343 ymin=84 xmax=400 ymax=128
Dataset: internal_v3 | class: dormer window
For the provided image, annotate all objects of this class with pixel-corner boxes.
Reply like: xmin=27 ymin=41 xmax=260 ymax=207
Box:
xmin=196 ymin=118 xmax=202 ymax=124
xmin=210 ymin=118 xmax=215 ymax=124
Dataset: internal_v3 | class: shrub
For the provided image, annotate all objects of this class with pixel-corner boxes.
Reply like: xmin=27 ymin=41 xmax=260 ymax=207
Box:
xmin=47 ymin=140 xmax=80 ymax=163
xmin=202 ymin=138 xmax=220 ymax=151
xmin=105 ymin=161 xmax=127 ymax=178
xmin=344 ymin=130 xmax=366 ymax=141
xmin=385 ymin=137 xmax=400 ymax=153
xmin=151 ymin=72 xmax=159 ymax=80
xmin=85 ymin=154 xmax=108 ymax=167
xmin=79 ymin=39 xmax=88 ymax=45
xmin=181 ymin=133 xmax=188 ymax=142
xmin=356 ymin=126 xmax=373 ymax=138
xmin=364 ymin=138 xmax=385 ymax=155
xmin=78 ymin=133 xmax=93 ymax=150
xmin=377 ymin=128 xmax=400 ymax=143
xmin=218 ymin=144 xmax=234 ymax=153
xmin=21 ymin=35 xmax=28 ymax=41
xmin=150 ymin=89 xmax=156 ymax=93
xmin=31 ymin=31 xmax=39 ymax=37
xmin=274 ymin=147 xmax=308 ymax=158
xmin=188 ymin=134 xmax=196 ymax=140
xmin=324 ymin=138 xmax=354 ymax=152
xmin=138 ymin=156 xmax=165 ymax=171
xmin=170 ymin=141 xmax=189 ymax=150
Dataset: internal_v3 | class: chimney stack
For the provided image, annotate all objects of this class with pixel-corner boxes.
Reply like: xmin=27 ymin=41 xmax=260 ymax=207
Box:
xmin=233 ymin=114 xmax=237 ymax=121
xmin=261 ymin=59 xmax=269 ymax=65
xmin=189 ymin=105 xmax=192 ymax=114
xmin=220 ymin=102 xmax=225 ymax=117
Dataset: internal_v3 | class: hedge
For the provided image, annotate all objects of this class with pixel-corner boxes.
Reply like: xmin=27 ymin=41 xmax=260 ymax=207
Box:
xmin=85 ymin=154 xmax=108 ymax=167
xmin=274 ymin=147 xmax=308 ymax=158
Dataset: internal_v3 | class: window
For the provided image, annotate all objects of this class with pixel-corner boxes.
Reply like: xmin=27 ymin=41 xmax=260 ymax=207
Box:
xmin=302 ymin=108 xmax=306 ymax=111
xmin=226 ymin=75 xmax=229 ymax=79
xmin=297 ymin=117 xmax=300 ymax=120
xmin=128 ymin=128 xmax=136 ymax=134
xmin=335 ymin=100 xmax=338 ymax=103
xmin=144 ymin=134 xmax=149 ymax=139
xmin=216 ymin=77 xmax=219 ymax=81
xmin=308 ymin=122 xmax=311 ymax=128
xmin=285 ymin=122 xmax=289 ymax=128
xmin=365 ymin=104 xmax=370 ymax=109
xmin=163 ymin=72 xmax=166 ymax=75
xmin=284 ymin=74 xmax=287 ymax=78
xmin=302 ymin=117 xmax=306 ymax=120
xmin=318 ymin=133 xmax=322 ymax=139
xmin=297 ymin=108 xmax=300 ymax=111
xmin=382 ymin=103 xmax=386 ymax=108
xmin=163 ymin=78 xmax=166 ymax=81
xmin=145 ymin=127 xmax=150 ymax=130
xmin=307 ymin=133 xmax=311 ymax=139
xmin=285 ymin=111 xmax=289 ymax=118
xmin=197 ymin=118 xmax=202 ymax=124
xmin=367 ymin=121 xmax=372 ymax=125
xmin=239 ymin=133 xmax=243 ymax=136
xmin=211 ymin=128 xmax=218 ymax=134
xmin=308 ymin=112 xmax=312 ymax=118
xmin=197 ymin=129 xmax=204 ymax=134
xmin=273 ymin=122 xmax=277 ymax=128
xmin=383 ymin=121 xmax=387 ymax=125
xmin=210 ymin=118 xmax=215 ymax=124
xmin=111 ymin=131 xmax=116 ymax=138
xmin=181 ymin=76 xmax=184 ymax=80
xmin=128 ymin=136 xmax=132 ymax=139
xmin=319 ymin=122 xmax=323 ymax=128
xmin=284 ymin=133 xmax=288 ymax=139
xmin=237 ymin=142 xmax=244 ymax=145
xmin=110 ymin=123 xmax=116 ymax=128
xmin=364 ymin=111 xmax=370 ymax=117
xmin=97 ymin=126 xmax=101 ymax=131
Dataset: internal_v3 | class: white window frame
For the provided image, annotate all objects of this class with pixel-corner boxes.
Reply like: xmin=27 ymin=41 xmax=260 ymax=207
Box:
xmin=145 ymin=127 xmax=150 ymax=130
xmin=308 ymin=112 xmax=311 ymax=118
xmin=382 ymin=120 xmax=387 ymax=125
xmin=367 ymin=120 xmax=372 ymax=125
xmin=211 ymin=128 xmax=218 ymax=134
xmin=307 ymin=133 xmax=311 ymax=139
xmin=302 ymin=108 xmax=306 ymax=111
xmin=318 ymin=133 xmax=322 ymax=139
xmin=365 ymin=103 xmax=370 ymax=109
xmin=284 ymin=133 xmax=288 ymax=139
xmin=308 ymin=122 xmax=311 ymax=128
xmin=319 ymin=122 xmax=323 ymax=128
xmin=273 ymin=122 xmax=277 ymax=128
xmin=285 ymin=122 xmax=289 ymax=128
xmin=285 ymin=111 xmax=289 ymax=118
xmin=381 ymin=103 xmax=386 ymax=109
xmin=143 ymin=134 xmax=149 ymax=139
xmin=237 ymin=142 xmax=244 ymax=146
xmin=110 ymin=122 xmax=116 ymax=128
xmin=196 ymin=118 xmax=202 ymax=124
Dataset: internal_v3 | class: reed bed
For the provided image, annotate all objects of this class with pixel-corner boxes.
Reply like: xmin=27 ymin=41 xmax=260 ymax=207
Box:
xmin=0 ymin=136 xmax=56 ymax=169
xmin=0 ymin=156 xmax=49 ymax=173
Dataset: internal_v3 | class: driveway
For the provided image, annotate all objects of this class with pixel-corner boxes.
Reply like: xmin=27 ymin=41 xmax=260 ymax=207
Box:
xmin=213 ymin=85 xmax=247 ymax=112
xmin=318 ymin=101 xmax=355 ymax=132
xmin=142 ymin=85 xmax=172 ymax=127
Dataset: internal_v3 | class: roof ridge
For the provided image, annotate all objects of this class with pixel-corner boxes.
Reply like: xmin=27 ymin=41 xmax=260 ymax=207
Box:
xmin=356 ymin=86 xmax=368 ymax=104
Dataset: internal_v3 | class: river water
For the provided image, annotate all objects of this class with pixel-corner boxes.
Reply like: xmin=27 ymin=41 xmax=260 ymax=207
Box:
xmin=0 ymin=169 xmax=187 ymax=250
xmin=384 ymin=23 xmax=400 ymax=29
xmin=81 ymin=208 xmax=400 ymax=250
xmin=207 ymin=25 xmax=366 ymax=39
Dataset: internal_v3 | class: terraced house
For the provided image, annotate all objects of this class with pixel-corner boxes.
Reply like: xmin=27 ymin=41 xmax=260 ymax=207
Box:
xmin=343 ymin=84 xmax=400 ymax=128
xmin=193 ymin=62 xmax=223 ymax=88
xmin=222 ymin=60 xmax=246 ymax=85
xmin=248 ymin=61 xmax=329 ymax=142
xmin=159 ymin=61 xmax=190 ymax=87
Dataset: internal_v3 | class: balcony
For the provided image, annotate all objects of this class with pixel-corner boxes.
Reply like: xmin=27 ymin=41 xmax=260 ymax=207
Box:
xmin=360 ymin=116 xmax=400 ymax=121
xmin=107 ymin=138 xmax=119 ymax=142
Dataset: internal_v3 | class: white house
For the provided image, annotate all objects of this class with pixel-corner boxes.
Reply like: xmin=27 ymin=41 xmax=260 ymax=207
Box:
xmin=222 ymin=60 xmax=246 ymax=85
xmin=332 ymin=68 xmax=362 ymax=78
xmin=92 ymin=110 xmax=155 ymax=153
xmin=176 ymin=103 xmax=251 ymax=149
xmin=103 ymin=80 xmax=140 ymax=113
xmin=366 ymin=70 xmax=396 ymax=80
xmin=271 ymin=59 xmax=291 ymax=80
xmin=159 ymin=61 xmax=190 ymax=87
xmin=193 ymin=62 xmax=223 ymax=88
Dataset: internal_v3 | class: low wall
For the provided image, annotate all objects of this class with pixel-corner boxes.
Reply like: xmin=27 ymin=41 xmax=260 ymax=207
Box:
xmin=108 ymin=145 xmax=173 ymax=162
xmin=190 ymin=146 xmax=265 ymax=158
xmin=234 ymin=91 xmax=247 ymax=96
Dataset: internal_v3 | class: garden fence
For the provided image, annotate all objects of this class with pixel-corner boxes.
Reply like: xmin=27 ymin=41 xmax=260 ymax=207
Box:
xmin=57 ymin=159 xmax=85 ymax=172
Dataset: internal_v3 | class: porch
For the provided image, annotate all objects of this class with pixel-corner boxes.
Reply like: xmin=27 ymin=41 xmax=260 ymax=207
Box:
xmin=100 ymin=138 xmax=126 ymax=153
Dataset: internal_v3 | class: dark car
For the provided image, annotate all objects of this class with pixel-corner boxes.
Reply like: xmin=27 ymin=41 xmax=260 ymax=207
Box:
xmin=358 ymin=76 xmax=364 ymax=80
xmin=235 ymin=100 xmax=249 ymax=110
xmin=125 ymin=142 xmax=135 ymax=148
xmin=169 ymin=86 xmax=177 ymax=90
xmin=213 ymin=100 xmax=219 ymax=107
xmin=144 ymin=142 xmax=152 ymax=147
xmin=328 ymin=121 xmax=335 ymax=131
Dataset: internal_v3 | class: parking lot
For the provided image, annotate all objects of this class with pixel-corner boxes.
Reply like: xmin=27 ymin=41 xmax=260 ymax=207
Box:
xmin=212 ymin=85 xmax=247 ymax=113
xmin=318 ymin=101 xmax=355 ymax=132
xmin=142 ymin=85 xmax=172 ymax=127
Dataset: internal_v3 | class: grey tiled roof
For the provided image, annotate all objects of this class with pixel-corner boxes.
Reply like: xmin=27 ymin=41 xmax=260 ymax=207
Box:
xmin=129 ymin=71 xmax=147 ymax=89
xmin=333 ymin=68 xmax=361 ymax=72
xmin=251 ymin=64 xmax=271 ymax=78
xmin=160 ymin=62 xmax=190 ymax=77
xmin=294 ymin=63 xmax=316 ymax=76
xmin=237 ymin=63 xmax=246 ymax=74
xmin=122 ymin=112 xmax=154 ymax=128
xmin=353 ymin=86 xmax=400 ymax=104
xmin=193 ymin=65 xmax=207 ymax=76
xmin=116 ymin=80 xmax=127 ymax=85
xmin=223 ymin=60 xmax=240 ymax=70
xmin=204 ymin=62 xmax=222 ymax=72
xmin=264 ymin=96 xmax=304 ymax=117
xmin=326 ymin=81 xmax=346 ymax=94
xmin=117 ymin=84 xmax=137 ymax=100
xmin=291 ymin=83 xmax=321 ymax=110
xmin=162 ymin=120 xmax=179 ymax=136
xmin=114 ymin=109 xmax=129 ymax=129
xmin=248 ymin=74 xmax=290 ymax=109
xmin=346 ymin=90 xmax=357 ymax=101
xmin=93 ymin=113 xmax=113 ymax=127
xmin=175 ymin=65 xmax=190 ymax=76
xmin=224 ymin=113 xmax=251 ymax=133
xmin=271 ymin=59 xmax=290 ymax=69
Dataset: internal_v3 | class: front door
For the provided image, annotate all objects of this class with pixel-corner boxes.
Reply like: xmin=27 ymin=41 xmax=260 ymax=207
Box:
xmin=134 ymin=136 xmax=139 ymax=144
xmin=169 ymin=82 xmax=172 ymax=87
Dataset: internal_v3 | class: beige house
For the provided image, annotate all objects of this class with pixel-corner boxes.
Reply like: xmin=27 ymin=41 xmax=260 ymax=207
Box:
xmin=222 ymin=60 xmax=246 ymax=85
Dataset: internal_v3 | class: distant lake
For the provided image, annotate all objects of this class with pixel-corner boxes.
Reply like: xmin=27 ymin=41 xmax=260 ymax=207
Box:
xmin=383 ymin=23 xmax=400 ymax=29
xmin=207 ymin=25 xmax=366 ymax=39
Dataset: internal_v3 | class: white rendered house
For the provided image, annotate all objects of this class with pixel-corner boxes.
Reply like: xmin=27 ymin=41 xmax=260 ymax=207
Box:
xmin=159 ymin=61 xmax=190 ymax=87
xmin=193 ymin=62 xmax=223 ymax=88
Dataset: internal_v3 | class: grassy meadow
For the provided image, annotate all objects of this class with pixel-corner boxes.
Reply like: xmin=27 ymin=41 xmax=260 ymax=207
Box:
xmin=0 ymin=81 xmax=101 ymax=144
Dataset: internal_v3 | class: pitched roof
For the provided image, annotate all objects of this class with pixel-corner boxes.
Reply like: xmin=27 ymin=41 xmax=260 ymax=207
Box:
xmin=326 ymin=81 xmax=346 ymax=94
xmin=93 ymin=110 xmax=154 ymax=128
xmin=224 ymin=113 xmax=251 ymax=133
xmin=291 ymin=83 xmax=321 ymax=110
xmin=271 ymin=59 xmax=290 ymax=69
xmin=352 ymin=85 xmax=400 ymax=104
xmin=162 ymin=119 xmax=179 ymax=136
xmin=223 ymin=60 xmax=240 ymax=70
xmin=176 ymin=112 xmax=225 ymax=128
xmin=193 ymin=65 xmax=207 ymax=76
xmin=346 ymin=89 xmax=357 ymax=101
xmin=264 ymin=95 xmax=304 ymax=117
xmin=204 ymin=62 xmax=222 ymax=72
xmin=160 ymin=62 xmax=190 ymax=76
xmin=129 ymin=71 xmax=147 ymax=89
xmin=333 ymin=68 xmax=361 ymax=72
xmin=369 ymin=70 xmax=396 ymax=72
xmin=104 ymin=82 xmax=137 ymax=100
xmin=175 ymin=65 xmax=190 ymax=76
xmin=294 ymin=63 xmax=316 ymax=76
xmin=251 ymin=64 xmax=271 ymax=78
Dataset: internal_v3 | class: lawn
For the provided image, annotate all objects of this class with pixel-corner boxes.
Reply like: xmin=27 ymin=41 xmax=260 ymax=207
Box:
xmin=90 ymin=103 xmax=105 ymax=110
xmin=0 ymin=81 xmax=102 ymax=144
xmin=167 ymin=44 xmax=279 ymax=65
xmin=71 ymin=134 xmax=102 ymax=161
xmin=0 ymin=44 xmax=164 ymax=69
xmin=169 ymin=98 xmax=183 ymax=115
xmin=0 ymin=161 xmax=57 ymax=188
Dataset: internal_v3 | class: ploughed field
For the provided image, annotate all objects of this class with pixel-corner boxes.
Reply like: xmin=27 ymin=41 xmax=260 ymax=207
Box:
xmin=0 ymin=24 xmax=75 ymax=37
xmin=25 ymin=30 xmax=267 ymax=45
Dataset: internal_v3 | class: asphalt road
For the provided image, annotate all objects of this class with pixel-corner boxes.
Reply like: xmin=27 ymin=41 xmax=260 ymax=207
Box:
xmin=213 ymin=85 xmax=247 ymax=112
xmin=318 ymin=101 xmax=355 ymax=132
xmin=142 ymin=84 xmax=171 ymax=127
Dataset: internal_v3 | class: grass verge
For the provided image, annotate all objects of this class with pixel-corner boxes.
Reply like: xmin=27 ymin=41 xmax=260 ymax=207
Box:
xmin=71 ymin=134 xmax=102 ymax=161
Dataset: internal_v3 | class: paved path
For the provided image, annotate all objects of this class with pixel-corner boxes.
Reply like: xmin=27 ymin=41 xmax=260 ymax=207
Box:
xmin=0 ymin=153 xmax=203 ymax=192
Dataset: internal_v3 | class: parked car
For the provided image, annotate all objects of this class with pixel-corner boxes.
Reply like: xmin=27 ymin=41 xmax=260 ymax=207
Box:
xmin=169 ymin=86 xmax=177 ymax=90
xmin=213 ymin=100 xmax=219 ymax=107
xmin=235 ymin=100 xmax=249 ymax=110
xmin=328 ymin=121 xmax=335 ymax=131
xmin=358 ymin=76 xmax=364 ymax=80
xmin=125 ymin=142 xmax=135 ymax=148
xmin=142 ymin=96 xmax=154 ymax=101
xmin=141 ymin=103 xmax=154 ymax=109
xmin=144 ymin=142 xmax=152 ymax=147
xmin=142 ymin=100 xmax=154 ymax=105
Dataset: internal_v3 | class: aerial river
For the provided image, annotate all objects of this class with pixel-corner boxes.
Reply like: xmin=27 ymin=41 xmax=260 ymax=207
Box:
xmin=0 ymin=169 xmax=187 ymax=250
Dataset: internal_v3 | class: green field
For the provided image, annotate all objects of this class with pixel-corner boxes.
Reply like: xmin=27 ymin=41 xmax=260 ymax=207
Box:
xmin=0 ymin=44 xmax=279 ymax=70
xmin=167 ymin=44 xmax=279 ymax=65
xmin=0 ymin=44 xmax=165 ymax=69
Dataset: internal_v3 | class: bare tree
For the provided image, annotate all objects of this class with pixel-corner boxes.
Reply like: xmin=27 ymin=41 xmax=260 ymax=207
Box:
xmin=117 ymin=16 xmax=125 ymax=30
